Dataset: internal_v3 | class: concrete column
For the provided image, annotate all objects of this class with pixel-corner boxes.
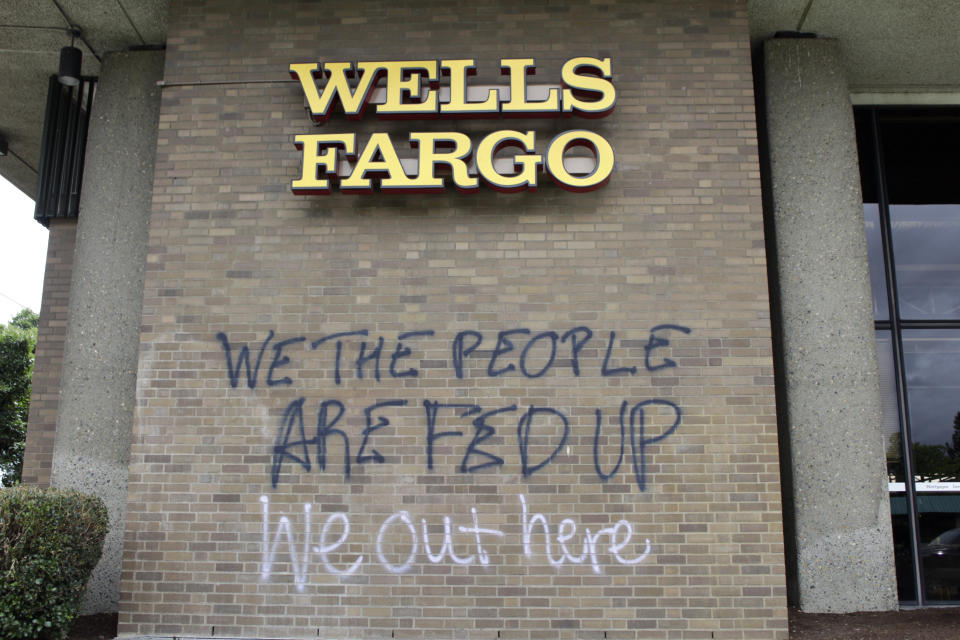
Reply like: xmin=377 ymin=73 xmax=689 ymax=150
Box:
xmin=50 ymin=50 xmax=164 ymax=614
xmin=763 ymin=38 xmax=897 ymax=612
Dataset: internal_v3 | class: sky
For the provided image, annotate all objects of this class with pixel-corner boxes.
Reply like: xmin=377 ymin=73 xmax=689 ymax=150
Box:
xmin=0 ymin=175 xmax=48 ymax=324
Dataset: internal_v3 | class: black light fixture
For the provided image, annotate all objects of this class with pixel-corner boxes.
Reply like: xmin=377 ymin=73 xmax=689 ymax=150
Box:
xmin=58 ymin=27 xmax=83 ymax=87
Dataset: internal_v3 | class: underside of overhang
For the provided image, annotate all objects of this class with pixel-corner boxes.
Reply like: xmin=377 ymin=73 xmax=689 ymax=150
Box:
xmin=1 ymin=0 xmax=959 ymax=202
xmin=0 ymin=0 xmax=167 ymax=198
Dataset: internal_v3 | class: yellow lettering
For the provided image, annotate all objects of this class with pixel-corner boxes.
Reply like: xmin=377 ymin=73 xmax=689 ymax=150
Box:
xmin=476 ymin=130 xmax=541 ymax=192
xmin=440 ymin=59 xmax=499 ymax=115
xmin=561 ymin=57 xmax=616 ymax=116
xmin=290 ymin=61 xmax=385 ymax=122
xmin=341 ymin=133 xmax=419 ymax=192
xmin=409 ymin=132 xmax=478 ymax=192
xmin=545 ymin=130 xmax=614 ymax=192
xmin=291 ymin=133 xmax=356 ymax=194
xmin=500 ymin=59 xmax=559 ymax=114
xmin=377 ymin=61 xmax=439 ymax=116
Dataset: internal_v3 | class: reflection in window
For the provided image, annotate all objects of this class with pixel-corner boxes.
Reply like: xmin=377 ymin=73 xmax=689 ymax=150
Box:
xmin=857 ymin=107 xmax=960 ymax=604
xmin=878 ymin=330 xmax=917 ymax=600
xmin=892 ymin=206 xmax=960 ymax=321
xmin=903 ymin=331 xmax=960 ymax=456
xmin=878 ymin=332 xmax=903 ymax=480
xmin=865 ymin=204 xmax=889 ymax=321
xmin=902 ymin=331 xmax=960 ymax=601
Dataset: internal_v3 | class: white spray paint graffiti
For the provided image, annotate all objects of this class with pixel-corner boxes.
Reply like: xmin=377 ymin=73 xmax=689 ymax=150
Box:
xmin=519 ymin=494 xmax=651 ymax=573
xmin=316 ymin=511 xmax=363 ymax=576
xmin=418 ymin=506 xmax=506 ymax=567
xmin=375 ymin=511 xmax=418 ymax=574
xmin=259 ymin=495 xmax=310 ymax=591
xmin=260 ymin=494 xmax=651 ymax=585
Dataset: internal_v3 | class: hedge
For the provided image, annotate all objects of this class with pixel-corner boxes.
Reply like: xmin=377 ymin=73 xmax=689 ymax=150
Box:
xmin=0 ymin=486 xmax=108 ymax=640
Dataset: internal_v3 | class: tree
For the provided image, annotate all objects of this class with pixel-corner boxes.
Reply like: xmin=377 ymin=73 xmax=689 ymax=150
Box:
xmin=887 ymin=431 xmax=904 ymax=482
xmin=911 ymin=442 xmax=959 ymax=483
xmin=947 ymin=411 xmax=960 ymax=459
xmin=9 ymin=308 xmax=38 ymax=331
xmin=0 ymin=309 xmax=38 ymax=486
xmin=886 ymin=423 xmax=960 ymax=484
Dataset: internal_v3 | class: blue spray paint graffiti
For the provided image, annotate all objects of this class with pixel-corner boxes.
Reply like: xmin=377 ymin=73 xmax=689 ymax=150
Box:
xmin=217 ymin=325 xmax=691 ymax=491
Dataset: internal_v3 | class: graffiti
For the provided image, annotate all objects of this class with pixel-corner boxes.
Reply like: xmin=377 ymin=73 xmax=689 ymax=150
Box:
xmin=218 ymin=324 xmax=690 ymax=491
xmin=270 ymin=398 xmax=681 ymax=491
xmin=259 ymin=494 xmax=650 ymax=586
xmin=216 ymin=329 xmax=275 ymax=389
xmin=216 ymin=325 xmax=689 ymax=388
xmin=422 ymin=401 xmax=507 ymax=473
xmin=519 ymin=495 xmax=651 ymax=572
xmin=517 ymin=406 xmax=569 ymax=477
xmin=235 ymin=326 xmax=677 ymax=587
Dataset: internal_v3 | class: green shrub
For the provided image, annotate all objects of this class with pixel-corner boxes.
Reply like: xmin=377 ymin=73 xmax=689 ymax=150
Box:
xmin=0 ymin=486 xmax=108 ymax=640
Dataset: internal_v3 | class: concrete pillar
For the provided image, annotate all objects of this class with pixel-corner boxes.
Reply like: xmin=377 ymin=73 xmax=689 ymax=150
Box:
xmin=763 ymin=38 xmax=897 ymax=612
xmin=49 ymin=50 xmax=164 ymax=614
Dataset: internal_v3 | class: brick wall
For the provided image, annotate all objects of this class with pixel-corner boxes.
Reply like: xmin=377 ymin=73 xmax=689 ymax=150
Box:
xmin=22 ymin=218 xmax=77 ymax=487
xmin=119 ymin=1 xmax=787 ymax=638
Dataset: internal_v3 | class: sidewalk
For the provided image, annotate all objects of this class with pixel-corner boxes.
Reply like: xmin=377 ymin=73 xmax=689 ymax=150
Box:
xmin=789 ymin=606 xmax=960 ymax=639
xmin=68 ymin=608 xmax=960 ymax=640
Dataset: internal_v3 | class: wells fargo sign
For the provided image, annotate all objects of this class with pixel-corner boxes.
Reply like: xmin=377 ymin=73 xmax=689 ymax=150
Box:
xmin=290 ymin=57 xmax=616 ymax=194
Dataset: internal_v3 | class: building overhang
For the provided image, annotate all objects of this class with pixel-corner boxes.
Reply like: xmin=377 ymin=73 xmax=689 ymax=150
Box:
xmin=2 ymin=1 xmax=960 ymax=202
xmin=0 ymin=1 xmax=168 ymax=198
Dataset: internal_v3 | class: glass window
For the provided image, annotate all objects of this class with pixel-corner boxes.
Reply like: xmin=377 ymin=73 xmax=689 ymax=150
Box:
xmin=857 ymin=107 xmax=960 ymax=604
xmin=878 ymin=330 xmax=918 ymax=600
xmin=865 ymin=204 xmax=889 ymax=321
xmin=891 ymin=205 xmax=960 ymax=321
xmin=902 ymin=330 xmax=960 ymax=602
xmin=902 ymin=331 xmax=960 ymax=459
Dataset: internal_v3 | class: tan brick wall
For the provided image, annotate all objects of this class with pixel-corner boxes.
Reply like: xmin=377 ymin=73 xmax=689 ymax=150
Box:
xmin=119 ymin=1 xmax=787 ymax=638
xmin=22 ymin=218 xmax=77 ymax=487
